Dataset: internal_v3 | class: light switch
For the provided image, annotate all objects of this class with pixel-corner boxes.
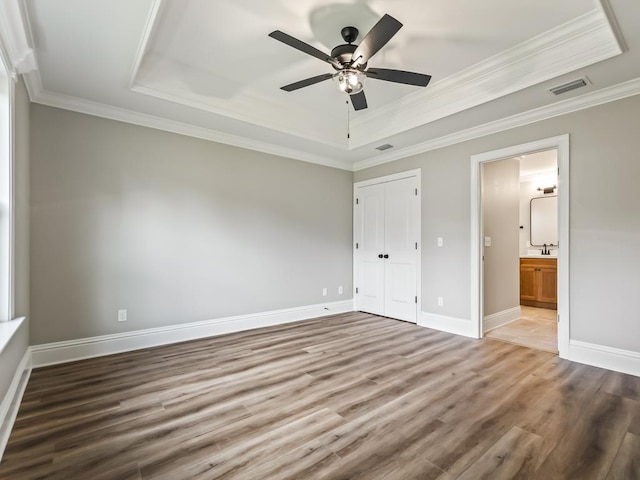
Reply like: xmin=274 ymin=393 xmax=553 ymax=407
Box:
xmin=484 ymin=236 xmax=492 ymax=247
xmin=437 ymin=237 xmax=443 ymax=247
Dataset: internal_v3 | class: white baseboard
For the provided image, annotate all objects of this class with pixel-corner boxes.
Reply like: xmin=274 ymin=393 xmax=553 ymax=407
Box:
xmin=483 ymin=306 xmax=522 ymax=332
xmin=419 ymin=312 xmax=477 ymax=338
xmin=0 ymin=348 xmax=32 ymax=462
xmin=569 ymin=340 xmax=640 ymax=377
xmin=30 ymin=300 xmax=354 ymax=368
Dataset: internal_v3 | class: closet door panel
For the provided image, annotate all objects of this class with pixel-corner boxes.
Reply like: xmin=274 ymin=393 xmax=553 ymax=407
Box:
xmin=355 ymin=184 xmax=385 ymax=316
xmin=383 ymin=177 xmax=418 ymax=322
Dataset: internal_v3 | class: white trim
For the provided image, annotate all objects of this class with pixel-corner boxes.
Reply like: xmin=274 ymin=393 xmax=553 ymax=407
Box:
xmin=0 ymin=0 xmax=36 ymax=75
xmin=124 ymin=5 xmax=619 ymax=153
xmin=29 ymin=89 xmax=352 ymax=171
xmin=128 ymin=0 xmax=164 ymax=89
xmin=22 ymin=67 xmax=640 ymax=174
xmin=131 ymin=84 xmax=347 ymax=150
xmin=353 ymin=169 xmax=422 ymax=323
xmin=349 ymin=8 xmax=621 ymax=149
xmin=353 ymin=168 xmax=422 ymax=188
xmin=127 ymin=1 xmax=348 ymax=151
xmin=599 ymin=0 xmax=627 ymax=53
xmin=0 ymin=347 xmax=31 ymax=462
xmin=8 ymin=71 xmax=15 ymax=321
xmin=470 ymin=135 xmax=570 ymax=358
xmin=0 ymin=317 xmax=24 ymax=355
xmin=30 ymin=300 xmax=354 ymax=368
xmin=419 ymin=312 xmax=476 ymax=339
xmin=569 ymin=340 xmax=640 ymax=377
xmin=483 ymin=306 xmax=522 ymax=332
xmin=0 ymin=56 xmax=15 ymax=322
xmin=353 ymin=77 xmax=640 ymax=171
xmin=14 ymin=0 xmax=635 ymax=173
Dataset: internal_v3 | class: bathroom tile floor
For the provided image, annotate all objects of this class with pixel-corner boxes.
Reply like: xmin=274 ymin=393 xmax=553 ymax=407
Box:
xmin=485 ymin=306 xmax=558 ymax=353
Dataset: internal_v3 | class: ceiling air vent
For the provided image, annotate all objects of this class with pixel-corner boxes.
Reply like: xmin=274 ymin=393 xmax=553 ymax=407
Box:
xmin=375 ymin=144 xmax=394 ymax=151
xmin=548 ymin=78 xmax=589 ymax=96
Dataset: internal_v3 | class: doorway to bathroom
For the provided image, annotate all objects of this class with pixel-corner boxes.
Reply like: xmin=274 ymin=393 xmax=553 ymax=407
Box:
xmin=483 ymin=150 xmax=558 ymax=352
xmin=470 ymin=135 xmax=569 ymax=359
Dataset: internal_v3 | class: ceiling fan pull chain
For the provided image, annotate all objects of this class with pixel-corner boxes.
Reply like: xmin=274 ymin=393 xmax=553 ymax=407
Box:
xmin=347 ymin=99 xmax=350 ymax=139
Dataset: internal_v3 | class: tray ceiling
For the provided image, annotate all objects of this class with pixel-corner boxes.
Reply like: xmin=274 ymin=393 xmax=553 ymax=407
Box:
xmin=3 ymin=0 xmax=640 ymax=170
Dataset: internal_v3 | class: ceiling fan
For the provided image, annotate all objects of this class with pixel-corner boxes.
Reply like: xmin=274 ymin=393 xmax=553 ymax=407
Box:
xmin=269 ymin=14 xmax=432 ymax=111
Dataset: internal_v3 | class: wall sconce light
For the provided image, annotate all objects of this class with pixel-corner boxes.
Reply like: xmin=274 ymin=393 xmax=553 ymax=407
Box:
xmin=537 ymin=185 xmax=557 ymax=194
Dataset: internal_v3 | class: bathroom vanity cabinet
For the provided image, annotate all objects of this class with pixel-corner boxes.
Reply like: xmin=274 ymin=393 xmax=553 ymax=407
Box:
xmin=520 ymin=257 xmax=557 ymax=309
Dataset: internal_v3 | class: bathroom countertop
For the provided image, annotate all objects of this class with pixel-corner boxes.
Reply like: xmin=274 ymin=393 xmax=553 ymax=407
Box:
xmin=520 ymin=254 xmax=558 ymax=259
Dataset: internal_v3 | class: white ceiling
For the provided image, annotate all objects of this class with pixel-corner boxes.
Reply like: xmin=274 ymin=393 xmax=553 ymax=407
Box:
xmin=518 ymin=151 xmax=557 ymax=179
xmin=3 ymin=0 xmax=640 ymax=170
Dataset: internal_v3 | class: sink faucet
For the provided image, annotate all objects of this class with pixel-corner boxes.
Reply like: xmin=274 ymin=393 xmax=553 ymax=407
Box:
xmin=541 ymin=243 xmax=549 ymax=255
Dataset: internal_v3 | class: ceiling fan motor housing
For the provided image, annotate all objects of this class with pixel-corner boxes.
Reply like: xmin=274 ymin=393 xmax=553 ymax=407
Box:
xmin=341 ymin=26 xmax=359 ymax=44
xmin=331 ymin=43 xmax=361 ymax=68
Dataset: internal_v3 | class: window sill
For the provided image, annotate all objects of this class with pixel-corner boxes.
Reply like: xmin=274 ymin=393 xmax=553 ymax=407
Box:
xmin=0 ymin=317 xmax=25 ymax=355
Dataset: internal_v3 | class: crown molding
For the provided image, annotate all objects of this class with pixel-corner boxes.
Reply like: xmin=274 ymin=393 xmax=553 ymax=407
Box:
xmin=0 ymin=0 xmax=36 ymax=76
xmin=126 ymin=4 xmax=621 ymax=153
xmin=348 ymin=7 xmax=622 ymax=149
xmin=128 ymin=0 xmax=346 ymax=149
xmin=25 ymin=74 xmax=640 ymax=175
xmin=131 ymin=83 xmax=347 ymax=150
xmin=127 ymin=0 xmax=164 ymax=89
xmin=353 ymin=76 xmax=640 ymax=171
xmin=15 ymin=0 xmax=637 ymax=174
xmin=27 ymin=84 xmax=352 ymax=171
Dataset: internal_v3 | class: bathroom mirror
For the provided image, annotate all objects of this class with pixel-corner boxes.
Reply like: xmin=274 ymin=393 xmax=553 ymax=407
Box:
xmin=530 ymin=195 xmax=557 ymax=246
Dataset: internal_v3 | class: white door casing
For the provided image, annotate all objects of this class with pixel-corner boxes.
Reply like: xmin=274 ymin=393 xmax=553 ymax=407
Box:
xmin=470 ymin=135 xmax=569 ymax=357
xmin=354 ymin=170 xmax=421 ymax=323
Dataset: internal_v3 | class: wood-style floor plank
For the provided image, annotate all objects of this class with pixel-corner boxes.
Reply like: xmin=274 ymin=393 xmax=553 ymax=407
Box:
xmin=456 ymin=426 xmax=544 ymax=480
xmin=1 ymin=311 xmax=639 ymax=479
xmin=606 ymin=432 xmax=640 ymax=479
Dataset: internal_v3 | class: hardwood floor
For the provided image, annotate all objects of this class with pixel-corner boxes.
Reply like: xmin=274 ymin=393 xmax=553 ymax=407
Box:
xmin=2 ymin=312 xmax=639 ymax=479
xmin=485 ymin=306 xmax=558 ymax=353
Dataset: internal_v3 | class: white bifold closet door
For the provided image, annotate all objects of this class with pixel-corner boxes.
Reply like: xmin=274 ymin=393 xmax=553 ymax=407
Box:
xmin=355 ymin=175 xmax=419 ymax=323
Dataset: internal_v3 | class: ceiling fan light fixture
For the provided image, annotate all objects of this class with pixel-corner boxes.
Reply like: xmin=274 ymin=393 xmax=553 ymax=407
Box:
xmin=270 ymin=13 xmax=431 ymax=110
xmin=334 ymin=69 xmax=365 ymax=95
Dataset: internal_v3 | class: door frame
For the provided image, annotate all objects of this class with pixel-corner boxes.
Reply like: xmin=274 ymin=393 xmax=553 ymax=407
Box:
xmin=470 ymin=135 xmax=570 ymax=358
xmin=353 ymin=169 xmax=422 ymax=322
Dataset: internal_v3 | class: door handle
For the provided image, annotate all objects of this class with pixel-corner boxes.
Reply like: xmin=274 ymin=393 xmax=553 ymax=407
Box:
xmin=378 ymin=254 xmax=384 ymax=258
xmin=383 ymin=254 xmax=389 ymax=259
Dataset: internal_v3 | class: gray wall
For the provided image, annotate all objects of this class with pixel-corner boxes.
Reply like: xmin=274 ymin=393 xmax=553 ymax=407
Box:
xmin=30 ymin=105 xmax=353 ymax=345
xmin=355 ymin=94 xmax=640 ymax=353
xmin=482 ymin=159 xmax=520 ymax=317
xmin=0 ymin=77 xmax=30 ymax=402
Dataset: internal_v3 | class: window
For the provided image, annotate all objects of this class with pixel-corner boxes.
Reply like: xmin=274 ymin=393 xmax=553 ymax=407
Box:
xmin=0 ymin=57 xmax=13 ymax=323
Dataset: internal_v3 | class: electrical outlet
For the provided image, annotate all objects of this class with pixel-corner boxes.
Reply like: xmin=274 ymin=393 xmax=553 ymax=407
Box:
xmin=437 ymin=297 xmax=443 ymax=307
xmin=338 ymin=286 xmax=343 ymax=295
xmin=118 ymin=309 xmax=127 ymax=322
xmin=322 ymin=288 xmax=327 ymax=297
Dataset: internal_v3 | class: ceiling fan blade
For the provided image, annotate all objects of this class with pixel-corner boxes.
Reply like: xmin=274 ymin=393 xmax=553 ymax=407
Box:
xmin=350 ymin=91 xmax=368 ymax=111
xmin=269 ymin=31 xmax=340 ymax=68
xmin=352 ymin=14 xmax=402 ymax=67
xmin=281 ymin=73 xmax=334 ymax=92
xmin=365 ymin=68 xmax=431 ymax=87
